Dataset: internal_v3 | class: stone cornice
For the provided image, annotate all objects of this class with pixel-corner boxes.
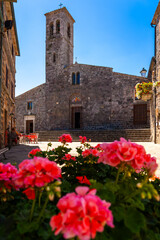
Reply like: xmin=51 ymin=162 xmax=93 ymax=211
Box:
xmin=151 ymin=2 xmax=160 ymax=25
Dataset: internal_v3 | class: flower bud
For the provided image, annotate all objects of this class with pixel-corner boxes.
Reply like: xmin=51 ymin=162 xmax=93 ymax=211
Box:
xmin=49 ymin=193 xmax=54 ymax=201
xmin=147 ymin=192 xmax=152 ymax=199
xmin=3 ymin=188 xmax=7 ymax=194
xmin=127 ymin=172 xmax=131 ymax=177
xmin=46 ymin=186 xmax=50 ymax=191
xmin=56 ymin=191 xmax=61 ymax=198
xmin=137 ymin=183 xmax=142 ymax=188
xmin=54 ymin=181 xmax=61 ymax=186
xmin=54 ymin=187 xmax=61 ymax=193
xmin=141 ymin=192 xmax=146 ymax=199
xmin=154 ymin=194 xmax=160 ymax=201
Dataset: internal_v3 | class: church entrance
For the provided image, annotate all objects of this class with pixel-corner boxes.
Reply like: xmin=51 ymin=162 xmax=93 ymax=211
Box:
xmin=26 ymin=120 xmax=33 ymax=134
xmin=71 ymin=107 xmax=82 ymax=129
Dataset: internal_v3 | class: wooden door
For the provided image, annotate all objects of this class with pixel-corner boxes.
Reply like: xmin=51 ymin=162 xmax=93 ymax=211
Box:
xmin=133 ymin=104 xmax=147 ymax=125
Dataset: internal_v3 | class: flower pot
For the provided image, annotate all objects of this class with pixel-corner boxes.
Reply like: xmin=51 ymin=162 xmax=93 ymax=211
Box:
xmin=141 ymin=93 xmax=152 ymax=101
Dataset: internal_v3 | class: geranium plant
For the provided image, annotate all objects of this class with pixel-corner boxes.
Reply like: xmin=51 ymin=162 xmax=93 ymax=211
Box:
xmin=135 ymin=82 xmax=153 ymax=99
xmin=0 ymin=134 xmax=160 ymax=240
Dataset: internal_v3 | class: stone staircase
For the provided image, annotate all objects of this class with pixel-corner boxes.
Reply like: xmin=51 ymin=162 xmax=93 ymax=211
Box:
xmin=37 ymin=129 xmax=151 ymax=142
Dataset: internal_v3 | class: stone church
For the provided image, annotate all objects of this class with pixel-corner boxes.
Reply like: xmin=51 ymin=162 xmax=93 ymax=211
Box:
xmin=15 ymin=7 xmax=150 ymax=134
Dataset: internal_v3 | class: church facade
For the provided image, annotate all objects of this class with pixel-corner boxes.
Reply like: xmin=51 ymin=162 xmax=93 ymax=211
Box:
xmin=15 ymin=7 xmax=149 ymax=134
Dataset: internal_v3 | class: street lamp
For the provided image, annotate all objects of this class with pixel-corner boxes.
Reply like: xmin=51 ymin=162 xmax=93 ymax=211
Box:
xmin=140 ymin=68 xmax=147 ymax=77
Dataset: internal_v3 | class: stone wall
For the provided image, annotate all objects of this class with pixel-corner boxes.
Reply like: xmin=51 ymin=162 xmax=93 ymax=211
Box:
xmin=44 ymin=63 xmax=150 ymax=130
xmin=15 ymin=84 xmax=46 ymax=133
xmin=0 ymin=2 xmax=19 ymax=147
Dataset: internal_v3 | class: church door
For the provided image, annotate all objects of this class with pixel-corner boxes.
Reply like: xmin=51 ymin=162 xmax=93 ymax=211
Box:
xmin=71 ymin=107 xmax=82 ymax=129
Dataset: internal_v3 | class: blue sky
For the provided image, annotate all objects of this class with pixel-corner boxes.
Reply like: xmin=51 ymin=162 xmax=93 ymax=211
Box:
xmin=14 ymin=0 xmax=159 ymax=96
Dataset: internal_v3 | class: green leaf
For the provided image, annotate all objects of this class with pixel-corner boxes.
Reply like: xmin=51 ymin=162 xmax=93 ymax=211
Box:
xmin=124 ymin=208 xmax=146 ymax=233
xmin=112 ymin=205 xmax=125 ymax=222
xmin=17 ymin=221 xmax=39 ymax=234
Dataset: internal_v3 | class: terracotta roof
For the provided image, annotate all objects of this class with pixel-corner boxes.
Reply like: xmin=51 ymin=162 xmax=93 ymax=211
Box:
xmin=151 ymin=1 xmax=160 ymax=25
xmin=45 ymin=7 xmax=75 ymax=23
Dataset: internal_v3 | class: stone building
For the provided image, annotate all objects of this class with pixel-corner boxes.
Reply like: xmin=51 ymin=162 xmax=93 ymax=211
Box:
xmin=0 ymin=1 xmax=20 ymax=147
xmin=149 ymin=2 xmax=160 ymax=143
xmin=15 ymin=7 xmax=149 ymax=134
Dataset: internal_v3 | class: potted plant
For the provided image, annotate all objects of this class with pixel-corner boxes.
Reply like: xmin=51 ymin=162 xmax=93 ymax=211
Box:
xmin=135 ymin=82 xmax=153 ymax=101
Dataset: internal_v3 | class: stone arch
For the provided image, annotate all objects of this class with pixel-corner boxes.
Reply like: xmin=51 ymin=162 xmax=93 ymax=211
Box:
xmin=56 ymin=20 xmax=60 ymax=33
xmin=50 ymin=22 xmax=54 ymax=37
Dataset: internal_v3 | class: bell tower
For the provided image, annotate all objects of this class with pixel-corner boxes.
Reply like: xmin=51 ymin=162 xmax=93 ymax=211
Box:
xmin=45 ymin=7 xmax=75 ymax=83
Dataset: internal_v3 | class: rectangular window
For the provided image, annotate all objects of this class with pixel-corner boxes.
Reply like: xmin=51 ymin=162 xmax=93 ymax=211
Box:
xmin=27 ymin=102 xmax=32 ymax=110
xmin=6 ymin=66 xmax=8 ymax=88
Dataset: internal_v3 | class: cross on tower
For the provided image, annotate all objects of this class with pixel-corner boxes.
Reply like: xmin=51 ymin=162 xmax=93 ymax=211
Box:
xmin=59 ymin=3 xmax=63 ymax=8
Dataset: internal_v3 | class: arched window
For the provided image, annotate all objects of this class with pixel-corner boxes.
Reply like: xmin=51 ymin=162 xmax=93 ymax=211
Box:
xmin=72 ymin=73 xmax=76 ymax=85
xmin=53 ymin=53 xmax=56 ymax=63
xmin=76 ymin=72 xmax=80 ymax=85
xmin=50 ymin=23 xmax=54 ymax=37
xmin=56 ymin=20 xmax=60 ymax=33
xmin=67 ymin=23 xmax=71 ymax=38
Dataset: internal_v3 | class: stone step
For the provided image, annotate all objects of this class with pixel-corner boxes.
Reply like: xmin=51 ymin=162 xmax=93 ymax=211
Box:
xmin=37 ymin=129 xmax=151 ymax=142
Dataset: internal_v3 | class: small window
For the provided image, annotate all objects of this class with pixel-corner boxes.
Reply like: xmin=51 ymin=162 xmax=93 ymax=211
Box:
xmin=72 ymin=73 xmax=76 ymax=85
xmin=27 ymin=102 xmax=32 ymax=110
xmin=76 ymin=72 xmax=80 ymax=85
xmin=53 ymin=53 xmax=56 ymax=63
xmin=56 ymin=20 xmax=60 ymax=33
xmin=50 ymin=23 xmax=54 ymax=37
xmin=67 ymin=24 xmax=71 ymax=38
xmin=6 ymin=66 xmax=8 ymax=88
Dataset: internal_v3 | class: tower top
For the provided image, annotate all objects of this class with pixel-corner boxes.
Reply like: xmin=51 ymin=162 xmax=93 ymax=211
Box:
xmin=151 ymin=2 xmax=160 ymax=25
xmin=45 ymin=7 xmax=75 ymax=23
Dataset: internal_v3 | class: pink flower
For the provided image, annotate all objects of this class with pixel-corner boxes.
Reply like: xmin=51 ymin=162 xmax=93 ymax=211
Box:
xmin=14 ymin=157 xmax=61 ymax=189
xmin=0 ymin=163 xmax=18 ymax=190
xmin=79 ymin=136 xmax=87 ymax=144
xmin=76 ymin=176 xmax=91 ymax=185
xmin=97 ymin=138 xmax=158 ymax=176
xmin=62 ymin=154 xmax=76 ymax=161
xmin=28 ymin=148 xmax=42 ymax=158
xmin=59 ymin=134 xmax=72 ymax=144
xmin=50 ymin=186 xmax=114 ymax=240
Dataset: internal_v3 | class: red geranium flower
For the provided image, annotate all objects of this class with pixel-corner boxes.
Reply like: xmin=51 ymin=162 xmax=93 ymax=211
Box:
xmin=28 ymin=148 xmax=42 ymax=158
xmin=23 ymin=188 xmax=35 ymax=200
xmin=14 ymin=157 xmax=61 ymax=189
xmin=59 ymin=134 xmax=72 ymax=144
xmin=50 ymin=187 xmax=114 ymax=240
xmin=62 ymin=154 xmax=76 ymax=161
xmin=79 ymin=136 xmax=87 ymax=144
xmin=76 ymin=176 xmax=91 ymax=185
xmin=97 ymin=138 xmax=158 ymax=176
xmin=0 ymin=162 xmax=18 ymax=190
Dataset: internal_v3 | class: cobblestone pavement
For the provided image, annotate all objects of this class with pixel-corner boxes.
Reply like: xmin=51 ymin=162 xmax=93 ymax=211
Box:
xmin=1 ymin=141 xmax=160 ymax=177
